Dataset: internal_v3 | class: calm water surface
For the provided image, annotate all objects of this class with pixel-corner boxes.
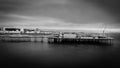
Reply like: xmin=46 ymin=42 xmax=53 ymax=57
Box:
xmin=0 ymin=37 xmax=120 ymax=67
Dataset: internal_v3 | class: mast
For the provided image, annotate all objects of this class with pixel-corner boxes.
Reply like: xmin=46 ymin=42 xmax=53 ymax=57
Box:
xmin=103 ymin=25 xmax=107 ymax=37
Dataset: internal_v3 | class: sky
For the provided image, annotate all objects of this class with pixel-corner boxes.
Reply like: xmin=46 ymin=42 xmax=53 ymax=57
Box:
xmin=0 ymin=0 xmax=120 ymax=32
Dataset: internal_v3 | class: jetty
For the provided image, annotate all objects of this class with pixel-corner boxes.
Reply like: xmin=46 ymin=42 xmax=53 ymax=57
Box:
xmin=48 ymin=32 xmax=114 ymax=44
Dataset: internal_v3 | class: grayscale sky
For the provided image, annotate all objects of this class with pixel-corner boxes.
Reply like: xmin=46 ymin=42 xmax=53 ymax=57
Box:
xmin=0 ymin=0 xmax=120 ymax=31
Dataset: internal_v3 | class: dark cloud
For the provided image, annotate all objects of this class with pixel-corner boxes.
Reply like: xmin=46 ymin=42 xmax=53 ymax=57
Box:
xmin=0 ymin=0 xmax=27 ymax=13
xmin=86 ymin=0 xmax=120 ymax=16
xmin=84 ymin=0 xmax=120 ymax=27
xmin=0 ymin=0 xmax=32 ymax=23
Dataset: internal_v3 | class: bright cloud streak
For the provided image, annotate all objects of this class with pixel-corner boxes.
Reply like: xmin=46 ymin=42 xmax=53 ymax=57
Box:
xmin=8 ymin=14 xmax=36 ymax=20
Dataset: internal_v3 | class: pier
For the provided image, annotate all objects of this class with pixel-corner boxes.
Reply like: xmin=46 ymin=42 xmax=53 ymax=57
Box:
xmin=0 ymin=33 xmax=113 ymax=44
xmin=0 ymin=27 xmax=114 ymax=44
xmin=48 ymin=33 xmax=113 ymax=44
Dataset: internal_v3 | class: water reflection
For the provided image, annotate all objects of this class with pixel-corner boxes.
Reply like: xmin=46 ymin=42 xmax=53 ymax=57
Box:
xmin=49 ymin=42 xmax=113 ymax=48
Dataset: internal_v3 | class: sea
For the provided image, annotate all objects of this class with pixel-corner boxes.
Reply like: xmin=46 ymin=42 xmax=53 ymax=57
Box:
xmin=0 ymin=33 xmax=120 ymax=68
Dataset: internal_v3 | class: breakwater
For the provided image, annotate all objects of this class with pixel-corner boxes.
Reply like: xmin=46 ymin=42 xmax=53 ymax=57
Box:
xmin=0 ymin=35 xmax=49 ymax=42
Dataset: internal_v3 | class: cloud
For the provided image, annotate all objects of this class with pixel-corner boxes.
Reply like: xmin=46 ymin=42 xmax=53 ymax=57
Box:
xmin=43 ymin=0 xmax=68 ymax=4
xmin=0 ymin=0 xmax=119 ymax=30
xmin=0 ymin=14 xmax=118 ymax=30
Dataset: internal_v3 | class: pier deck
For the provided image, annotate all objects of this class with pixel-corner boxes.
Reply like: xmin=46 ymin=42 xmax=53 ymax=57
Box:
xmin=48 ymin=37 xmax=113 ymax=44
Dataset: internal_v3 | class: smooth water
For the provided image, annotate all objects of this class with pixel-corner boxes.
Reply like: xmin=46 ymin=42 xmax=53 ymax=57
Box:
xmin=0 ymin=34 xmax=120 ymax=68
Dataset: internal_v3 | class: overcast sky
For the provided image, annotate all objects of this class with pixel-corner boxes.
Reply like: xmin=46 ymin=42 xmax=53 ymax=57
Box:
xmin=0 ymin=0 xmax=120 ymax=31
